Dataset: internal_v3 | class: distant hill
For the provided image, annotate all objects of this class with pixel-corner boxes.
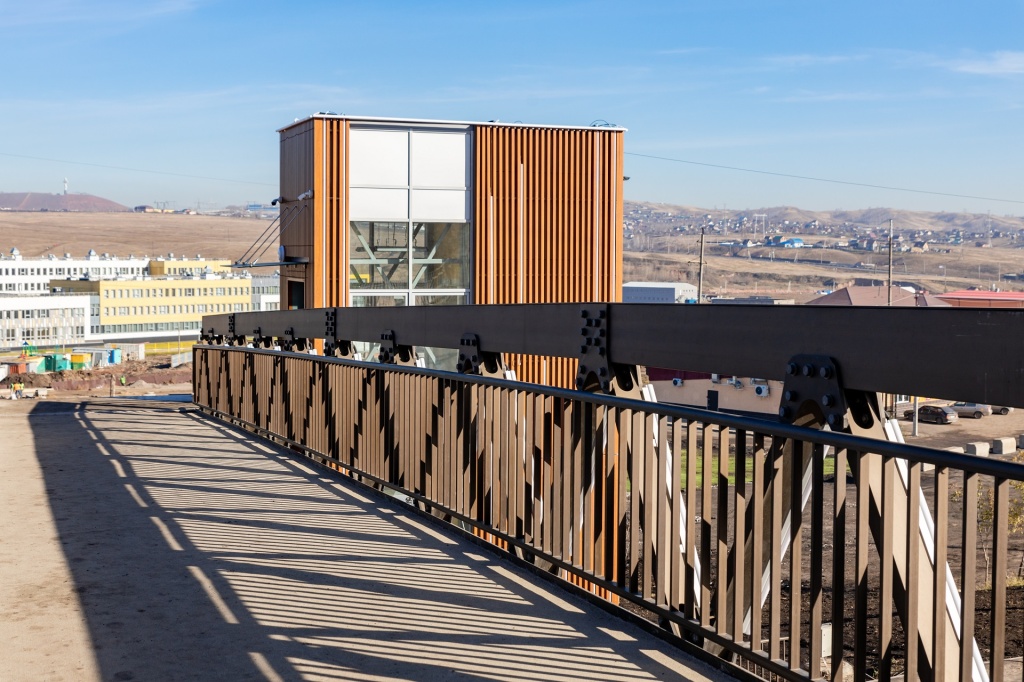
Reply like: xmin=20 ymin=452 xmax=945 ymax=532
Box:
xmin=0 ymin=192 xmax=129 ymax=213
xmin=624 ymin=201 xmax=1024 ymax=234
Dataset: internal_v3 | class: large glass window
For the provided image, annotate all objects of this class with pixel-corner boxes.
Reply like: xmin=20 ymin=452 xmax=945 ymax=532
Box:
xmin=412 ymin=222 xmax=470 ymax=290
xmin=349 ymin=220 xmax=469 ymax=298
xmin=349 ymin=221 xmax=409 ymax=290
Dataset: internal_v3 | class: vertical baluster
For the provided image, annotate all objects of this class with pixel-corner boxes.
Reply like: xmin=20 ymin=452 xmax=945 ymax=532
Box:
xmin=790 ymin=440 xmax=805 ymax=672
xmin=643 ymin=412 xmax=657 ymax=600
xmin=809 ymin=443 xmax=824 ymax=679
xmin=879 ymin=456 xmax=894 ymax=680
xmin=716 ymin=426 xmax=730 ymax=635
xmin=769 ymin=437 xmax=784 ymax=661
xmin=657 ymin=414 xmax=670 ymax=607
xmin=629 ymin=409 xmax=643 ymax=595
xmin=671 ymin=418 xmax=683 ymax=612
xmin=933 ymin=466 xmax=948 ymax=682
xmin=960 ymin=472 xmax=978 ymax=682
xmin=701 ymin=424 xmax=714 ymax=629
xmin=732 ymin=428 xmax=747 ymax=645
xmin=854 ymin=451 xmax=870 ymax=682
xmin=992 ymin=477 xmax=1008 ymax=682
xmin=905 ymin=460 xmax=921 ymax=682
xmin=831 ymin=447 xmax=847 ymax=681
xmin=750 ymin=433 xmax=766 ymax=653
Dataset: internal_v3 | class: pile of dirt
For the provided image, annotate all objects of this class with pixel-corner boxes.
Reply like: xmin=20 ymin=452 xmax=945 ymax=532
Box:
xmin=2 ymin=356 xmax=191 ymax=393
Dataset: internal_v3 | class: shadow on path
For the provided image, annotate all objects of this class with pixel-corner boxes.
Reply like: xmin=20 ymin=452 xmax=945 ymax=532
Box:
xmin=21 ymin=399 xmax=724 ymax=682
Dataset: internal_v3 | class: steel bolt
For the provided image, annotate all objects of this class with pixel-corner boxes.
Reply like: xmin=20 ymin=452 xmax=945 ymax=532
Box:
xmin=819 ymin=366 xmax=833 ymax=379
xmin=822 ymin=394 xmax=834 ymax=407
xmin=786 ymin=362 xmax=798 ymax=375
xmin=784 ymin=390 xmax=798 ymax=402
xmin=779 ymin=407 xmax=790 ymax=419
xmin=802 ymin=364 xmax=814 ymax=377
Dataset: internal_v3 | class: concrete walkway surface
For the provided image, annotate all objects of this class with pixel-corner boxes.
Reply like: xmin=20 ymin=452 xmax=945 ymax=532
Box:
xmin=1 ymin=398 xmax=732 ymax=682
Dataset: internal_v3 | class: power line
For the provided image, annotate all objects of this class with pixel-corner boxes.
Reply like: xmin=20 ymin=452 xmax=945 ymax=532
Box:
xmin=0 ymin=151 xmax=276 ymax=187
xmin=626 ymin=151 xmax=1024 ymax=205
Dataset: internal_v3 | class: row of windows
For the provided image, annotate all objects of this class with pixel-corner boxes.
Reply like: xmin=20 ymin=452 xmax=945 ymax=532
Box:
xmin=253 ymin=285 xmax=280 ymax=295
xmin=102 ymin=286 xmax=249 ymax=299
xmin=3 ymin=327 xmax=85 ymax=341
xmin=99 ymin=321 xmax=202 ymax=334
xmin=0 ymin=308 xmax=84 ymax=319
xmin=4 ymin=282 xmax=49 ymax=291
xmin=0 ymin=266 xmax=144 ymax=277
xmin=103 ymin=303 xmax=249 ymax=317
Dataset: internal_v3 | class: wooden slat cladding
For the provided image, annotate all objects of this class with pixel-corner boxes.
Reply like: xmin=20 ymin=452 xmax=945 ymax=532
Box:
xmin=278 ymin=118 xmax=349 ymax=309
xmin=473 ymin=125 xmax=624 ymax=388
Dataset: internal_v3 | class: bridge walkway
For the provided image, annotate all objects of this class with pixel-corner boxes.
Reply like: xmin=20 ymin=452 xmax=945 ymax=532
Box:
xmin=1 ymin=398 xmax=730 ymax=682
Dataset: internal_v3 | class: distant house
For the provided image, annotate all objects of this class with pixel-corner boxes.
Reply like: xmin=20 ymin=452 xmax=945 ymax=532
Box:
xmin=937 ymin=290 xmax=1024 ymax=309
xmin=807 ymin=286 xmax=949 ymax=307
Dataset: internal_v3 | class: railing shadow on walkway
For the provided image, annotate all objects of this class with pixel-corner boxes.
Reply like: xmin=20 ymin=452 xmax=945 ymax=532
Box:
xmin=25 ymin=399 xmax=728 ymax=682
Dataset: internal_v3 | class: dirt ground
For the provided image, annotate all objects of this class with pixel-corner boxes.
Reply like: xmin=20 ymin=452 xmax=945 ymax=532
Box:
xmin=1 ymin=356 xmax=192 ymax=398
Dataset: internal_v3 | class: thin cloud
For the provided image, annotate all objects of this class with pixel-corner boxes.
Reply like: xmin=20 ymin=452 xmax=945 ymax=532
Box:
xmin=947 ymin=51 xmax=1024 ymax=75
xmin=4 ymin=0 xmax=198 ymax=27
xmin=762 ymin=53 xmax=867 ymax=68
xmin=656 ymin=47 xmax=709 ymax=56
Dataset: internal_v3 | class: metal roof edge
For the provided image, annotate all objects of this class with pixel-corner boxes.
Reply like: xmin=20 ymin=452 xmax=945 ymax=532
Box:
xmin=278 ymin=114 xmax=627 ymax=134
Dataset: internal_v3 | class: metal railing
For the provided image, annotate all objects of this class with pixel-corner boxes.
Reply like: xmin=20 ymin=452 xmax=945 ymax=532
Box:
xmin=194 ymin=304 xmax=1024 ymax=681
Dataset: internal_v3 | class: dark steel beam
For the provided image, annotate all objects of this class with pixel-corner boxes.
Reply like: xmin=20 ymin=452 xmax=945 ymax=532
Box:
xmin=202 ymin=304 xmax=1024 ymax=407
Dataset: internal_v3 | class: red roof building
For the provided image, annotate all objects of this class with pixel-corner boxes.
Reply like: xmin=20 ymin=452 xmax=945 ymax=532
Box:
xmin=937 ymin=290 xmax=1024 ymax=309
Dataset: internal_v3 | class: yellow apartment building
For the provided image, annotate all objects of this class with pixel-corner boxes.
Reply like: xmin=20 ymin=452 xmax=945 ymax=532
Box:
xmin=53 ymin=275 xmax=252 ymax=341
xmin=147 ymin=257 xmax=234 ymax=277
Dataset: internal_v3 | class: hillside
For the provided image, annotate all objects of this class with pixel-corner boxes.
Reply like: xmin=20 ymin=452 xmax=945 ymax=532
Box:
xmin=0 ymin=211 xmax=271 ymax=261
xmin=0 ymin=192 xmax=129 ymax=213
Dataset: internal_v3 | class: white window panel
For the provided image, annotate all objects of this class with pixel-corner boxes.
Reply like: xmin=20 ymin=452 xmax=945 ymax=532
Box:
xmin=349 ymin=129 xmax=409 ymax=187
xmin=410 ymin=131 xmax=468 ymax=189
xmin=410 ymin=189 xmax=467 ymax=222
xmin=350 ymin=188 xmax=409 ymax=221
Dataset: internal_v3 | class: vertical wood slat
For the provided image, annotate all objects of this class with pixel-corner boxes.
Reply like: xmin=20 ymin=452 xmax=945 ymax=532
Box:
xmin=992 ymin=477 xmax=1009 ymax=682
xmin=854 ymin=452 xmax=871 ymax=682
xmin=716 ymin=426 xmax=729 ymax=634
xmin=629 ymin=410 xmax=643 ymax=595
xmin=879 ymin=456 xmax=894 ymax=681
xmin=700 ymin=424 xmax=714 ymax=627
xmin=670 ymin=419 xmax=683 ymax=610
xmin=656 ymin=415 xmax=670 ymax=607
xmin=960 ymin=472 xmax=978 ymax=682
xmin=789 ymin=440 xmax=804 ymax=672
xmin=905 ymin=461 xmax=921 ymax=682
xmin=750 ymin=433 xmax=766 ymax=652
xmin=933 ymin=466 xmax=948 ymax=682
xmin=769 ymin=437 xmax=784 ymax=660
xmin=809 ymin=444 xmax=824 ymax=679
xmin=831 ymin=447 xmax=847 ymax=680
xmin=643 ymin=413 xmax=657 ymax=599
xmin=732 ymin=429 xmax=747 ymax=645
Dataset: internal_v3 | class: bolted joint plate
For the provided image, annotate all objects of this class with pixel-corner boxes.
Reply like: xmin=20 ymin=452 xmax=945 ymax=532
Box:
xmin=778 ymin=354 xmax=847 ymax=428
xmin=576 ymin=305 xmax=614 ymax=392
xmin=378 ymin=329 xmax=415 ymax=365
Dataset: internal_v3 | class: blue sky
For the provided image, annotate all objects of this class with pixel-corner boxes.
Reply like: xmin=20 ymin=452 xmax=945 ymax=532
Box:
xmin=1 ymin=0 xmax=1021 ymax=214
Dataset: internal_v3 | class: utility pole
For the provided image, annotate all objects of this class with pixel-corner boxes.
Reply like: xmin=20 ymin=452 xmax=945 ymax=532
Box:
xmin=887 ymin=219 xmax=894 ymax=306
xmin=697 ymin=227 xmax=706 ymax=303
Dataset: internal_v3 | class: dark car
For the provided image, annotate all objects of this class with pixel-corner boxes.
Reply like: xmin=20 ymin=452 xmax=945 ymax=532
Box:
xmin=903 ymin=405 xmax=958 ymax=424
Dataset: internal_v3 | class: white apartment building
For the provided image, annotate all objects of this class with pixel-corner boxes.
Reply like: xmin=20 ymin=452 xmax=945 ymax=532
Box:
xmin=251 ymin=274 xmax=281 ymax=312
xmin=0 ymin=249 xmax=149 ymax=294
xmin=0 ymin=294 xmax=91 ymax=350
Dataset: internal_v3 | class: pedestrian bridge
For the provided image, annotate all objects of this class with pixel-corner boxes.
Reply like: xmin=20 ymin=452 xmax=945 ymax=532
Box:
xmin=5 ymin=302 xmax=1024 ymax=681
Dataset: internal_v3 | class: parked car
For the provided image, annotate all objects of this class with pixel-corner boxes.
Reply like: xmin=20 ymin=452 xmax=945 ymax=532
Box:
xmin=950 ymin=402 xmax=992 ymax=419
xmin=993 ymin=405 xmax=1015 ymax=415
xmin=903 ymin=405 xmax=959 ymax=424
